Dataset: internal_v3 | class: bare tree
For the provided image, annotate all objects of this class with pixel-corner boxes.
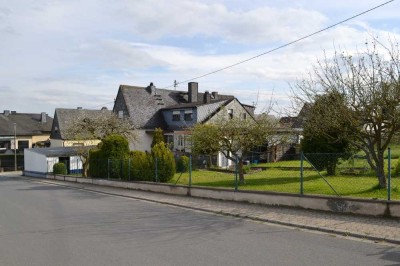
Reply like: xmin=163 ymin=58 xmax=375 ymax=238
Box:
xmin=64 ymin=112 xmax=137 ymax=176
xmin=293 ymin=38 xmax=400 ymax=188
xmin=191 ymin=112 xmax=278 ymax=183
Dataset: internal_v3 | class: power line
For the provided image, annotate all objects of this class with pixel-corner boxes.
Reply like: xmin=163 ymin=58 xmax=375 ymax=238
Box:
xmin=162 ymin=0 xmax=395 ymax=89
xmin=88 ymin=101 xmax=115 ymax=110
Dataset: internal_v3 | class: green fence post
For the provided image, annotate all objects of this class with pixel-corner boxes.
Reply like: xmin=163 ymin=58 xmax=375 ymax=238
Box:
xmin=107 ymin=159 xmax=110 ymax=180
xmin=155 ymin=157 xmax=158 ymax=182
xmin=189 ymin=155 xmax=192 ymax=187
xmin=300 ymin=152 xmax=304 ymax=195
xmin=388 ymin=147 xmax=391 ymax=201
xmin=234 ymin=155 xmax=238 ymax=191
xmin=128 ymin=158 xmax=131 ymax=181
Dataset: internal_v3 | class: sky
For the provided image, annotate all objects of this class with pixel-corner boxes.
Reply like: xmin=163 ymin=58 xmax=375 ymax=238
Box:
xmin=1 ymin=0 xmax=400 ymax=117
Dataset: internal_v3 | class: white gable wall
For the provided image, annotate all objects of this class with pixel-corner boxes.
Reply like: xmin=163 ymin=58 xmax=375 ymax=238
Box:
xmin=24 ymin=149 xmax=48 ymax=173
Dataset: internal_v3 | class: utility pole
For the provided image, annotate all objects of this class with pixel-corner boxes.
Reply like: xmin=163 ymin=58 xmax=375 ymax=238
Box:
xmin=14 ymin=123 xmax=17 ymax=171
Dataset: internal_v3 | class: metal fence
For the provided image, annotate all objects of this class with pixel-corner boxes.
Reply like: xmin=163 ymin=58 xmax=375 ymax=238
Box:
xmin=85 ymin=149 xmax=400 ymax=201
xmin=0 ymin=154 xmax=24 ymax=172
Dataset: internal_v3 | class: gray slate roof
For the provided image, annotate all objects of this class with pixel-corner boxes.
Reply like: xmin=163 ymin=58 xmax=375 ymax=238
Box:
xmin=115 ymin=84 xmax=235 ymax=129
xmin=0 ymin=112 xmax=53 ymax=136
xmin=51 ymin=108 xmax=112 ymax=140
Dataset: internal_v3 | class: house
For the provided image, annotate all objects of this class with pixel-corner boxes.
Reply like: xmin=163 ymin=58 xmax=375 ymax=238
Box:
xmin=50 ymin=107 xmax=111 ymax=147
xmin=263 ymin=103 xmax=311 ymax=162
xmin=113 ymin=82 xmax=255 ymax=166
xmin=0 ymin=110 xmax=53 ymax=154
xmin=24 ymin=146 xmax=91 ymax=177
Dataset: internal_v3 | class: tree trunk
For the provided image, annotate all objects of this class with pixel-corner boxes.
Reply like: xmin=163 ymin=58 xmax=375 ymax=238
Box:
xmin=238 ymin=159 xmax=245 ymax=184
xmin=376 ymin=156 xmax=386 ymax=189
xmin=82 ymin=160 xmax=89 ymax=177
xmin=208 ymin=155 xmax=213 ymax=168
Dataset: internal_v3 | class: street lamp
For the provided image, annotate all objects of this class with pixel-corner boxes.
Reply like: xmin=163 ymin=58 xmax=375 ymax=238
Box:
xmin=14 ymin=123 xmax=16 ymax=171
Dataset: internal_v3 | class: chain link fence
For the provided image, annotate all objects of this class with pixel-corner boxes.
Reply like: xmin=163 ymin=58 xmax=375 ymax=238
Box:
xmin=84 ymin=149 xmax=400 ymax=201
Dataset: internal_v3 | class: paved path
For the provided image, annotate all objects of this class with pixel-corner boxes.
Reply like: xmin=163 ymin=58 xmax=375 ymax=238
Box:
xmin=6 ymin=172 xmax=400 ymax=245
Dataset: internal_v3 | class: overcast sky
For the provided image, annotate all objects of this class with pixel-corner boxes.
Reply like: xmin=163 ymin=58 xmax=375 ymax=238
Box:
xmin=1 ymin=0 xmax=400 ymax=117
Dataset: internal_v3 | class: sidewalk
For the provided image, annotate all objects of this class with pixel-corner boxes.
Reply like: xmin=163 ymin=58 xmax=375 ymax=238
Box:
xmin=19 ymin=174 xmax=400 ymax=245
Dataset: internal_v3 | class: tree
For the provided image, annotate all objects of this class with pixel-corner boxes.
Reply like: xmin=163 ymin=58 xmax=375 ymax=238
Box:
xmin=191 ymin=113 xmax=278 ymax=183
xmin=65 ymin=112 xmax=136 ymax=177
xmin=191 ymin=124 xmax=221 ymax=167
xmin=293 ymin=38 xmax=400 ymax=188
xmin=301 ymin=92 xmax=352 ymax=175
xmin=151 ymin=128 xmax=164 ymax=148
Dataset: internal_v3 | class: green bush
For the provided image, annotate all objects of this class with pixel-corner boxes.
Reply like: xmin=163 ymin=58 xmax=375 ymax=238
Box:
xmin=101 ymin=134 xmax=130 ymax=159
xmin=242 ymin=164 xmax=251 ymax=174
xmin=53 ymin=162 xmax=67 ymax=175
xmin=88 ymin=135 xmax=130 ymax=179
xmin=176 ymin=155 xmax=190 ymax=173
xmin=152 ymin=142 xmax=176 ymax=182
xmin=130 ymin=151 xmax=154 ymax=181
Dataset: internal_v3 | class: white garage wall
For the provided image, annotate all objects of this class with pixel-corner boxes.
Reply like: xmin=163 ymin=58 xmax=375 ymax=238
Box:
xmin=24 ymin=150 xmax=47 ymax=173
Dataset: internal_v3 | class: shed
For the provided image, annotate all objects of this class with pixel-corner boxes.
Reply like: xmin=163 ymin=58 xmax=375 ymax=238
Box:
xmin=24 ymin=147 xmax=92 ymax=175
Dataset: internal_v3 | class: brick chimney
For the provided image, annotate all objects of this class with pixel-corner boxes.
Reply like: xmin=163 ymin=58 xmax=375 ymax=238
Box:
xmin=188 ymin=82 xmax=198 ymax=103
xmin=212 ymin=91 xmax=219 ymax=100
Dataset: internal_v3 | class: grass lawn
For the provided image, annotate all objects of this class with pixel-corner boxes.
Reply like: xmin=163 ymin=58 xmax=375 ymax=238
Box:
xmin=170 ymin=167 xmax=400 ymax=200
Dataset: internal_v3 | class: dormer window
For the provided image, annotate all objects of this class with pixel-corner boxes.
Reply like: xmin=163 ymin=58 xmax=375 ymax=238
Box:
xmin=172 ymin=110 xmax=180 ymax=121
xmin=228 ymin=109 xmax=233 ymax=119
xmin=184 ymin=110 xmax=193 ymax=121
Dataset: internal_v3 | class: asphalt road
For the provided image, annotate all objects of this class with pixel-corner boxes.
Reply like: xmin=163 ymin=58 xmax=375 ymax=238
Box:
xmin=0 ymin=175 xmax=399 ymax=266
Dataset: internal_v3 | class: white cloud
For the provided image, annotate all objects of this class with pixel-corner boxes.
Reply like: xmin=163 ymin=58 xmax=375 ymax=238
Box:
xmin=1 ymin=0 xmax=400 ymax=116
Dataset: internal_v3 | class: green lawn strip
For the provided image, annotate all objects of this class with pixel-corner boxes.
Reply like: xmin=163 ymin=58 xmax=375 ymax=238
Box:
xmin=170 ymin=168 xmax=400 ymax=200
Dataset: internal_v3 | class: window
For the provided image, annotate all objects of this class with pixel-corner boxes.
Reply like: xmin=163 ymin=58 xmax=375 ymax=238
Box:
xmin=118 ymin=110 xmax=124 ymax=119
xmin=18 ymin=140 xmax=29 ymax=151
xmin=228 ymin=109 xmax=233 ymax=119
xmin=184 ymin=110 xmax=193 ymax=121
xmin=242 ymin=113 xmax=247 ymax=120
xmin=172 ymin=111 xmax=180 ymax=121
xmin=178 ymin=135 xmax=184 ymax=147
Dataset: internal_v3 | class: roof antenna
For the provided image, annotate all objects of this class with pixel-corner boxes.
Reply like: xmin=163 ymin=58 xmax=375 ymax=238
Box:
xmin=174 ymin=80 xmax=178 ymax=90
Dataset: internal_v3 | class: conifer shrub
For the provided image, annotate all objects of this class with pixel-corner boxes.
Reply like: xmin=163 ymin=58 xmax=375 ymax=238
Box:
xmin=152 ymin=142 xmax=176 ymax=182
xmin=151 ymin=128 xmax=164 ymax=148
xmin=130 ymin=151 xmax=154 ymax=181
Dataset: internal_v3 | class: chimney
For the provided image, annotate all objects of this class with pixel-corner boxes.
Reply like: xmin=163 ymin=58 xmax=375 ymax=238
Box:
xmin=212 ymin=91 xmax=219 ymax=100
xmin=188 ymin=82 xmax=198 ymax=103
xmin=147 ymin=82 xmax=156 ymax=94
xmin=203 ymin=91 xmax=211 ymax=103
xmin=41 ymin=112 xmax=47 ymax=123
xmin=4 ymin=110 xmax=10 ymax=116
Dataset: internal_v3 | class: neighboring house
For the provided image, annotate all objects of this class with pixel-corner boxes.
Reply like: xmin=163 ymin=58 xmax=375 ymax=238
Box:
xmin=24 ymin=146 xmax=90 ymax=177
xmin=50 ymin=107 xmax=111 ymax=147
xmin=0 ymin=110 xmax=53 ymax=154
xmin=265 ymin=103 xmax=311 ymax=162
xmin=113 ymin=82 xmax=255 ymax=166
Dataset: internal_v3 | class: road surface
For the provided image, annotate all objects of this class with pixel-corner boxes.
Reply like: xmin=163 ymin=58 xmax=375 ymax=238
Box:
xmin=0 ymin=175 xmax=399 ymax=266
